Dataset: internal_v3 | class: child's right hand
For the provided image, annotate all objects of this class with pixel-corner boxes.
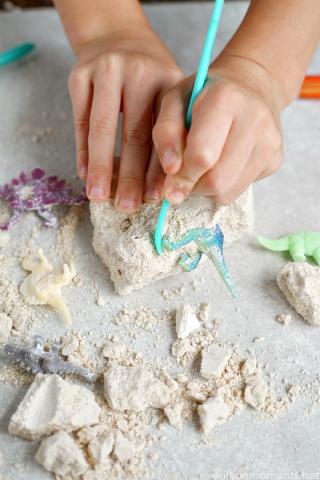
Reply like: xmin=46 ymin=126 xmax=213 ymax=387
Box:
xmin=68 ymin=26 xmax=183 ymax=212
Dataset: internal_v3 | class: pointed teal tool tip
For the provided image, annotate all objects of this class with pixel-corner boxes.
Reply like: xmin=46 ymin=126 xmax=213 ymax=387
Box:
xmin=0 ymin=42 xmax=36 ymax=68
xmin=154 ymin=198 xmax=170 ymax=255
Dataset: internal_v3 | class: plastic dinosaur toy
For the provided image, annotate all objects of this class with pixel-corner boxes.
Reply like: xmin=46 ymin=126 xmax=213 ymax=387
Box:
xmin=4 ymin=335 xmax=97 ymax=383
xmin=0 ymin=168 xmax=86 ymax=230
xmin=20 ymin=249 xmax=76 ymax=325
xmin=162 ymin=224 xmax=236 ymax=298
xmin=258 ymin=232 xmax=320 ymax=265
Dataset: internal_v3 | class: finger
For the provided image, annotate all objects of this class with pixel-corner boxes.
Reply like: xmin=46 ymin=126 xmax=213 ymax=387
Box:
xmin=188 ymin=118 xmax=256 ymax=197
xmin=87 ymin=73 xmax=121 ymax=201
xmin=152 ymin=77 xmax=191 ymax=175
xmin=115 ymin=80 xmax=156 ymax=213
xmin=143 ymin=91 xmax=171 ymax=204
xmin=197 ymin=145 xmax=282 ymax=203
xmin=68 ymin=67 xmax=93 ymax=179
xmin=164 ymin=86 xmax=234 ymax=203
xmin=143 ymin=146 xmax=165 ymax=204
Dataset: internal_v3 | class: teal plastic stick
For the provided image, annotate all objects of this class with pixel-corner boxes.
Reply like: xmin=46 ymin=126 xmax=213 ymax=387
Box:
xmin=154 ymin=0 xmax=225 ymax=254
xmin=0 ymin=43 xmax=35 ymax=68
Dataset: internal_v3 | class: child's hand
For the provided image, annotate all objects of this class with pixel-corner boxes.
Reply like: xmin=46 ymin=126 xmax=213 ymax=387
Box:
xmin=68 ymin=26 xmax=182 ymax=211
xmin=153 ymin=57 xmax=283 ymax=204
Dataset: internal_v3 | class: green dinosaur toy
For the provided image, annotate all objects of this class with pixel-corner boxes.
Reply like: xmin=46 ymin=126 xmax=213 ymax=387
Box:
xmin=258 ymin=232 xmax=320 ymax=265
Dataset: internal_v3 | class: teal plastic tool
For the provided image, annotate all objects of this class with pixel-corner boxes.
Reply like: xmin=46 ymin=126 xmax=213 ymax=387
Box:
xmin=154 ymin=0 xmax=225 ymax=254
xmin=0 ymin=43 xmax=35 ymax=68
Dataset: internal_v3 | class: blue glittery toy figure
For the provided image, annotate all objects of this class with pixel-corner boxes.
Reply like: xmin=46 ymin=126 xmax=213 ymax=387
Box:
xmin=162 ymin=224 xmax=236 ymax=298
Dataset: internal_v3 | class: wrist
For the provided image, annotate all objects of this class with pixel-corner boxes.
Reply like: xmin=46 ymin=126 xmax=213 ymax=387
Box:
xmin=54 ymin=0 xmax=150 ymax=55
xmin=210 ymin=54 xmax=288 ymax=112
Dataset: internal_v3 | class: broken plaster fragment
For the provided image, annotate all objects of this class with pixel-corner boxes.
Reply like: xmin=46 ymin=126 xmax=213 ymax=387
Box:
xmin=20 ymin=249 xmax=76 ymax=325
xmin=9 ymin=374 xmax=101 ymax=440
xmin=90 ymin=189 xmax=253 ymax=295
xmin=113 ymin=430 xmax=144 ymax=463
xmin=198 ymin=393 xmax=231 ymax=435
xmin=198 ymin=303 xmax=211 ymax=326
xmin=200 ymin=343 xmax=231 ymax=379
xmin=176 ymin=304 xmax=201 ymax=339
xmin=244 ymin=378 xmax=269 ymax=410
xmin=87 ymin=431 xmax=114 ymax=467
xmin=164 ymin=401 xmax=185 ymax=429
xmin=35 ymin=430 xmax=88 ymax=477
xmin=276 ymin=313 xmax=291 ymax=325
xmin=104 ymin=364 xmax=172 ymax=411
xmin=277 ymin=262 xmax=320 ymax=325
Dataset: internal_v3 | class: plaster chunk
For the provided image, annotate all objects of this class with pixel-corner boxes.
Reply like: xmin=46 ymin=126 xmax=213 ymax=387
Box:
xmin=90 ymin=190 xmax=253 ymax=295
xmin=198 ymin=394 xmax=231 ymax=434
xmin=244 ymin=378 xmax=269 ymax=409
xmin=88 ymin=432 xmax=114 ymax=467
xmin=113 ymin=430 xmax=144 ymax=463
xmin=164 ymin=401 xmax=185 ymax=428
xmin=103 ymin=364 xmax=172 ymax=411
xmin=9 ymin=374 xmax=101 ymax=440
xmin=200 ymin=343 xmax=231 ymax=379
xmin=277 ymin=262 xmax=320 ymax=325
xmin=176 ymin=304 xmax=201 ymax=339
xmin=35 ymin=431 xmax=88 ymax=476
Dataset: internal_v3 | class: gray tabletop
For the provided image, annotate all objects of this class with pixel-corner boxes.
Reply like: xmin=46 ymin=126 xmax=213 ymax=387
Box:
xmin=0 ymin=3 xmax=320 ymax=479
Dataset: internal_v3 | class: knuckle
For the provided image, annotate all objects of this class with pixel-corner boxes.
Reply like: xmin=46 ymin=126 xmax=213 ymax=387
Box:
xmin=90 ymin=117 xmax=114 ymax=136
xmin=130 ymin=56 xmax=148 ymax=78
xmin=74 ymin=118 xmax=89 ymax=133
xmin=88 ymin=163 xmax=109 ymax=177
xmin=68 ymin=64 xmax=88 ymax=92
xmin=123 ymin=127 xmax=151 ymax=147
xmin=191 ymin=148 xmax=213 ymax=170
xmin=119 ymin=174 xmax=142 ymax=188
xmin=96 ymin=53 xmax=120 ymax=74
xmin=167 ymin=67 xmax=184 ymax=84
xmin=174 ymin=174 xmax=194 ymax=192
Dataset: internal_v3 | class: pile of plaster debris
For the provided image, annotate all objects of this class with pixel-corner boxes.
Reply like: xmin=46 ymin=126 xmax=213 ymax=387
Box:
xmin=6 ymin=303 xmax=299 ymax=480
xmin=1 ymin=188 xmax=320 ymax=479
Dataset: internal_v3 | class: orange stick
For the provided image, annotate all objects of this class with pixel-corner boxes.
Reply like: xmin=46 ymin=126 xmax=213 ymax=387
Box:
xmin=300 ymin=75 xmax=320 ymax=99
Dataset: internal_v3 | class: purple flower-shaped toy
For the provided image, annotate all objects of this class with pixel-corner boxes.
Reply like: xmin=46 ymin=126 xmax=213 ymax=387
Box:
xmin=0 ymin=168 xmax=87 ymax=230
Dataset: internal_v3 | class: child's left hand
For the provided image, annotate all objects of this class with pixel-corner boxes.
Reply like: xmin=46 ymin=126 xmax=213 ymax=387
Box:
xmin=152 ymin=58 xmax=283 ymax=204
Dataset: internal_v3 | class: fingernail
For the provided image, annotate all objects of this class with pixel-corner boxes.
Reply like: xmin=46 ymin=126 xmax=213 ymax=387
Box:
xmin=144 ymin=189 xmax=161 ymax=201
xmin=118 ymin=197 xmax=137 ymax=210
xmin=166 ymin=189 xmax=185 ymax=203
xmin=89 ymin=186 xmax=104 ymax=200
xmin=79 ymin=166 xmax=87 ymax=178
xmin=162 ymin=149 xmax=178 ymax=169
xmin=87 ymin=176 xmax=106 ymax=200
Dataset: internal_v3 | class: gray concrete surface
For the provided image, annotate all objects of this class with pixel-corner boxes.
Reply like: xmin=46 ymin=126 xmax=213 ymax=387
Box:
xmin=0 ymin=3 xmax=320 ymax=479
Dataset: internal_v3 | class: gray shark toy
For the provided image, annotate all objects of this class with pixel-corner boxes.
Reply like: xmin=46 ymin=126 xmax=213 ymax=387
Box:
xmin=4 ymin=335 xmax=97 ymax=383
